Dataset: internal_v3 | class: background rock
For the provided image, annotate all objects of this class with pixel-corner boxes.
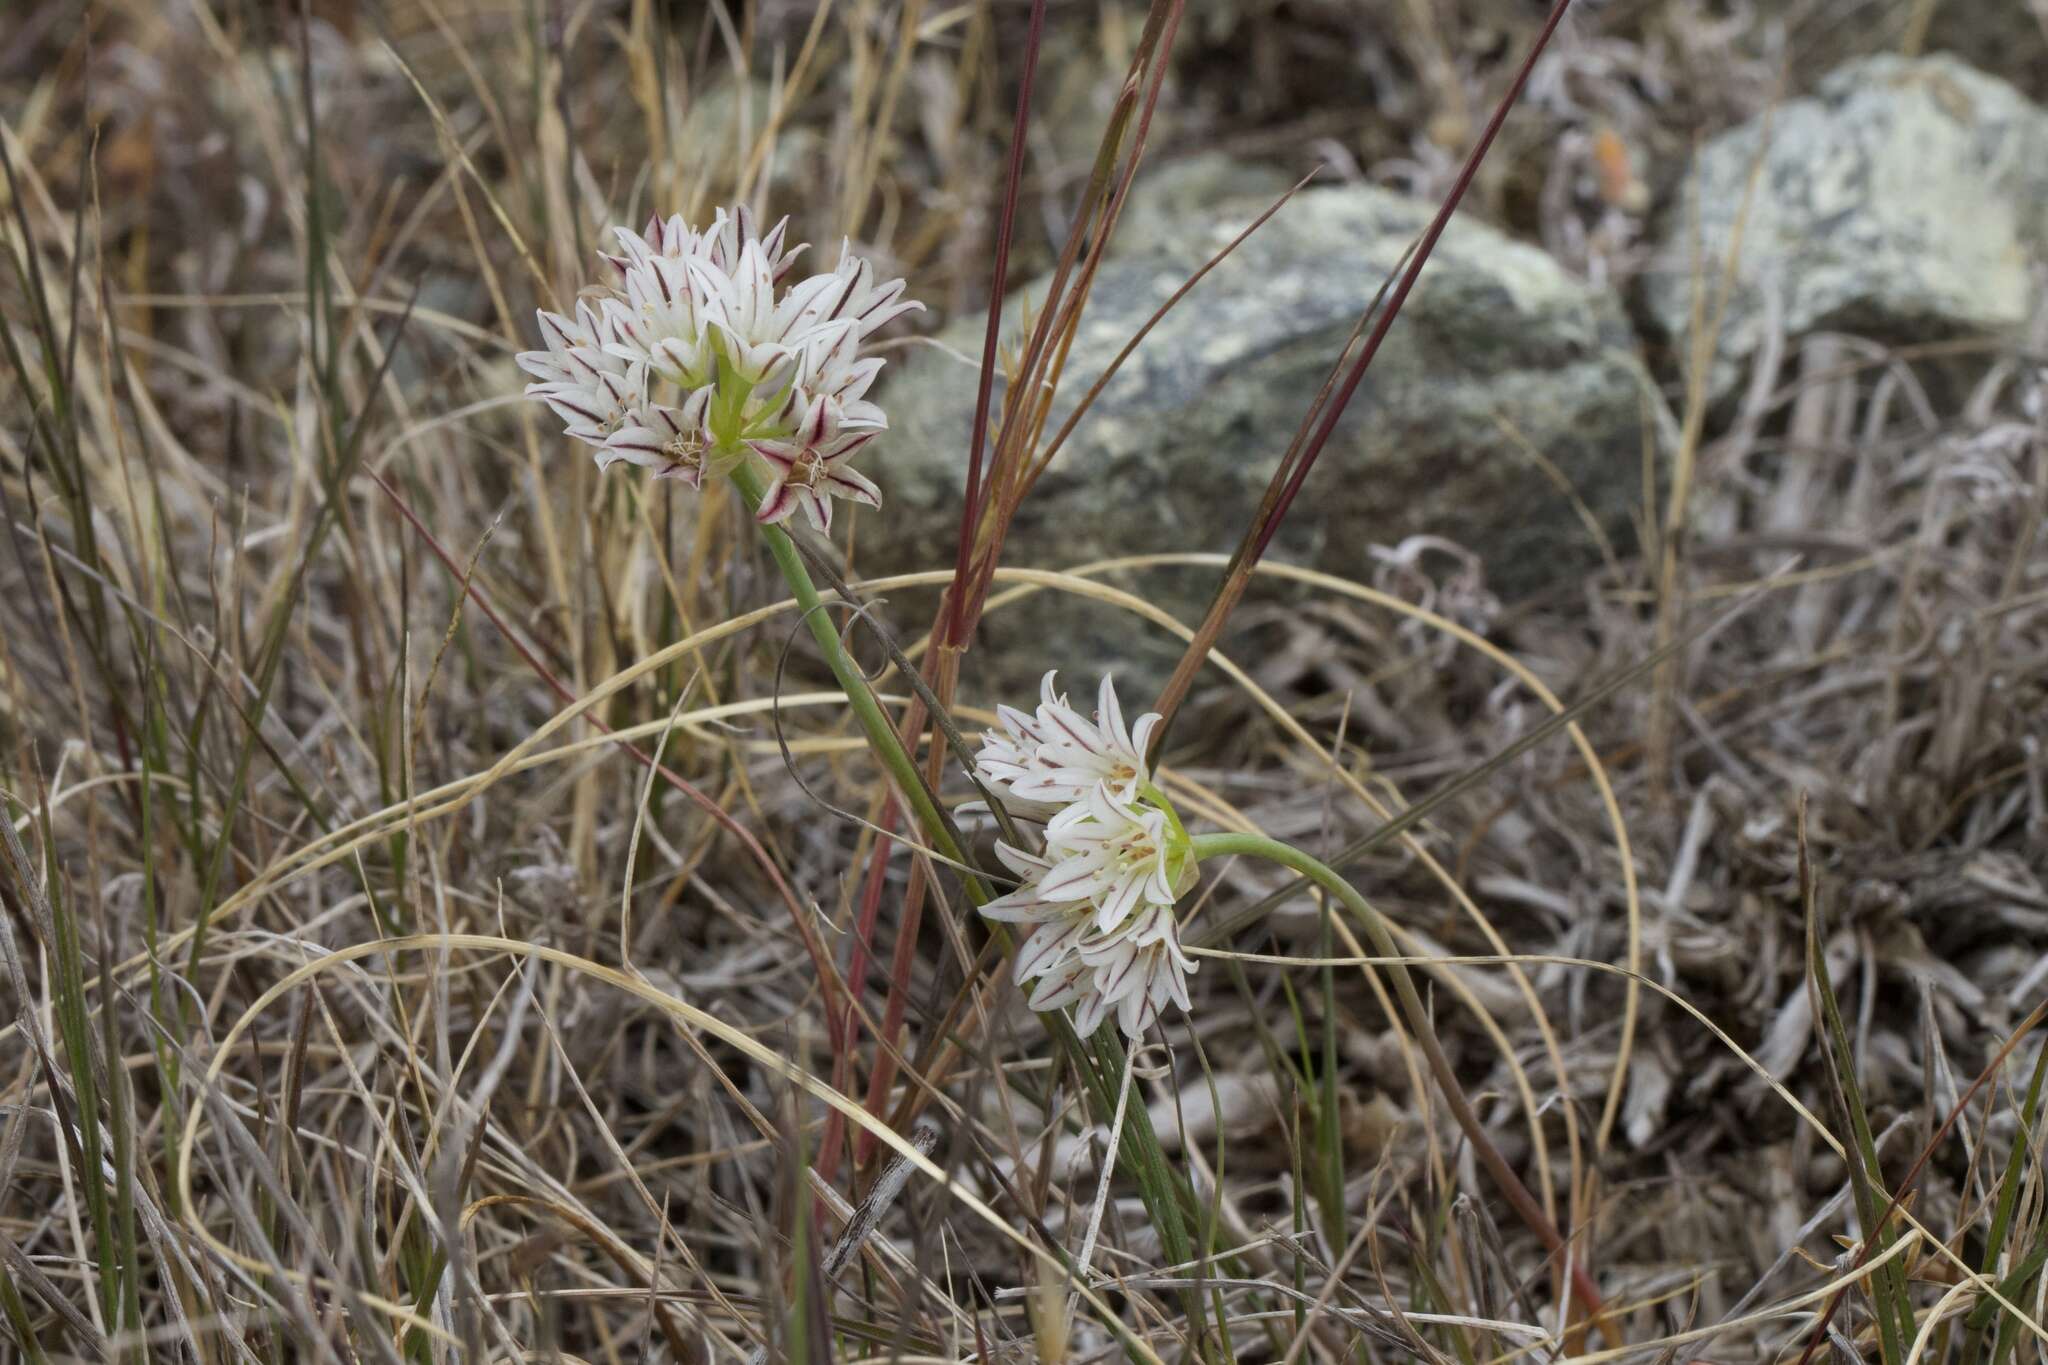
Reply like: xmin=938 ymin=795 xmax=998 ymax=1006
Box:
xmin=1112 ymin=152 xmax=1295 ymax=256
xmin=1645 ymin=54 xmax=2048 ymax=400
xmin=869 ymin=176 xmax=1653 ymax=685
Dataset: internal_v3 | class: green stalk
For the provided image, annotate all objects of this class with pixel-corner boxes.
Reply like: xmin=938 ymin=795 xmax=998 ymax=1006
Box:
xmin=1187 ymin=831 xmax=1609 ymax=1336
xmin=724 ymin=453 xmax=1207 ymax=1349
xmin=726 ymin=457 xmax=982 ymax=900
xmin=1807 ymin=883 xmax=1912 ymax=1365
xmin=1963 ymin=1039 xmax=2048 ymax=1362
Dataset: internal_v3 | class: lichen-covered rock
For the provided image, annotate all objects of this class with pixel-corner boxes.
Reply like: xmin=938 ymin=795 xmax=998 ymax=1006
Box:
xmin=1646 ymin=54 xmax=2048 ymax=400
xmin=868 ymin=178 xmax=1652 ymax=683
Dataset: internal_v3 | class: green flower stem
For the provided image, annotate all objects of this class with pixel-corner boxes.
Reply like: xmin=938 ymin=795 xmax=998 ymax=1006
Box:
xmin=1187 ymin=831 xmax=1611 ymax=1334
xmin=723 ymin=454 xmax=1206 ymax=1334
xmin=726 ymin=456 xmax=987 ymax=903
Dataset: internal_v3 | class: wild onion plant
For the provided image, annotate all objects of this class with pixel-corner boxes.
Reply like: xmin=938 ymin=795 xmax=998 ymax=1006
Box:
xmin=519 ymin=209 xmax=1378 ymax=1055
xmin=514 ymin=213 xmax=1584 ymax=1264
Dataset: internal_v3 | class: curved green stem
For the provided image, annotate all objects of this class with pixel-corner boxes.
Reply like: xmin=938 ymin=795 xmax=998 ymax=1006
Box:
xmin=728 ymin=458 xmax=1210 ymax=1311
xmin=726 ymin=456 xmax=988 ymax=903
xmin=724 ymin=455 xmax=1212 ymax=1335
xmin=1188 ymin=831 xmax=1612 ymax=1336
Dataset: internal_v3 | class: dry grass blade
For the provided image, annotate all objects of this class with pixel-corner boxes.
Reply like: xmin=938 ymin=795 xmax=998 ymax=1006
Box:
xmin=361 ymin=464 xmax=849 ymax=1042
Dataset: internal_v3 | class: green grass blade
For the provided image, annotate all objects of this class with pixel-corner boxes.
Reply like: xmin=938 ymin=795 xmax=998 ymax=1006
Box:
xmin=1803 ymin=828 xmax=1913 ymax=1364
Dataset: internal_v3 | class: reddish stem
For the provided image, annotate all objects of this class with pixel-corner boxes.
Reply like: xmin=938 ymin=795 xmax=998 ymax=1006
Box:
xmin=946 ymin=0 xmax=1047 ymax=650
xmin=855 ymin=852 xmax=931 ymax=1167
xmin=817 ymin=800 xmax=899 ymax=1179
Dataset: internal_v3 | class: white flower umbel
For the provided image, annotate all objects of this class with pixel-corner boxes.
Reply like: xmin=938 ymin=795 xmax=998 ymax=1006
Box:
xmin=975 ymin=676 xmax=1196 ymax=1039
xmin=519 ymin=205 xmax=918 ymax=523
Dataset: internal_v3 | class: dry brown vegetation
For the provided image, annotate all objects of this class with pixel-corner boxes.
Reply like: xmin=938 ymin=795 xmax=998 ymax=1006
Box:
xmin=2 ymin=1 xmax=2046 ymax=1362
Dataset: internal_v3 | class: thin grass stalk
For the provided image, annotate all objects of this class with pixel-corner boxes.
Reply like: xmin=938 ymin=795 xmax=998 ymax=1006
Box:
xmin=1790 ymin=987 xmax=2048 ymax=1365
xmin=0 ymin=880 xmax=102 ymax=1362
xmin=0 ymin=128 xmax=92 ymax=542
xmin=1318 ymin=878 xmax=1345 ymax=1253
xmin=132 ymin=630 xmax=188 ymax=1195
xmin=362 ymin=464 xmax=852 ymax=1039
xmin=181 ymin=290 xmax=415 ymax=984
xmin=1986 ymin=1244 xmax=2048 ymax=1365
xmin=1399 ymin=1222 xmax=1473 ymax=1365
xmin=0 ymin=136 xmax=131 ymax=754
xmin=0 ymin=1266 xmax=52 ymax=1365
xmin=1961 ymin=1041 xmax=2048 ymax=1362
xmin=1790 ymin=790 xmax=2048 ymax=1364
xmin=1803 ymin=832 xmax=1914 ymax=1364
xmin=1646 ymin=119 xmax=1769 ymax=801
xmin=1185 ymin=1032 xmax=1238 ymax=1353
xmin=854 ymin=818 xmax=940 ymax=1163
xmin=94 ymin=896 xmax=141 ymax=1358
xmin=817 ymin=814 xmax=896 ymax=1178
xmin=9 ymin=805 xmax=122 ymax=1334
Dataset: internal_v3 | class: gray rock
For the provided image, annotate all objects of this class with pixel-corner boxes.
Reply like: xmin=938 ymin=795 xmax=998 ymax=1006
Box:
xmin=1646 ymin=54 xmax=2048 ymax=401
xmin=868 ymin=179 xmax=1653 ymax=684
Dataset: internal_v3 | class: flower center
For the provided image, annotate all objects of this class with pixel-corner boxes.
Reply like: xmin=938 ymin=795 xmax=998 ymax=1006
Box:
xmin=788 ymin=449 xmax=828 ymax=489
xmin=661 ymin=431 xmax=706 ymax=476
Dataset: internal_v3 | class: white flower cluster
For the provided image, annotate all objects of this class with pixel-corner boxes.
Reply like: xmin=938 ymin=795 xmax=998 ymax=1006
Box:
xmin=974 ymin=674 xmax=1197 ymax=1039
xmin=517 ymin=206 xmax=920 ymax=532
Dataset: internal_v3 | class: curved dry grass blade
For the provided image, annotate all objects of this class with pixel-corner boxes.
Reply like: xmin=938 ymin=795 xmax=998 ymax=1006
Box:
xmin=177 ymin=933 xmax=1174 ymax=1365
xmin=360 ymin=464 xmax=850 ymax=1046
xmin=1193 ymin=563 xmax=1782 ymax=950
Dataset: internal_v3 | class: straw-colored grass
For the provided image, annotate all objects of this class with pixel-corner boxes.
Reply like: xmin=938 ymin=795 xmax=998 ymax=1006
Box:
xmin=2 ymin=2 xmax=2045 ymax=1362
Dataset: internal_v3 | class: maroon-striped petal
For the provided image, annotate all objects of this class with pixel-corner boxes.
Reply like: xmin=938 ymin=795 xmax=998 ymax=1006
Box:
xmin=754 ymin=478 xmax=796 ymax=525
xmin=746 ymin=440 xmax=799 ymax=474
xmin=825 ymin=468 xmax=881 ymax=509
